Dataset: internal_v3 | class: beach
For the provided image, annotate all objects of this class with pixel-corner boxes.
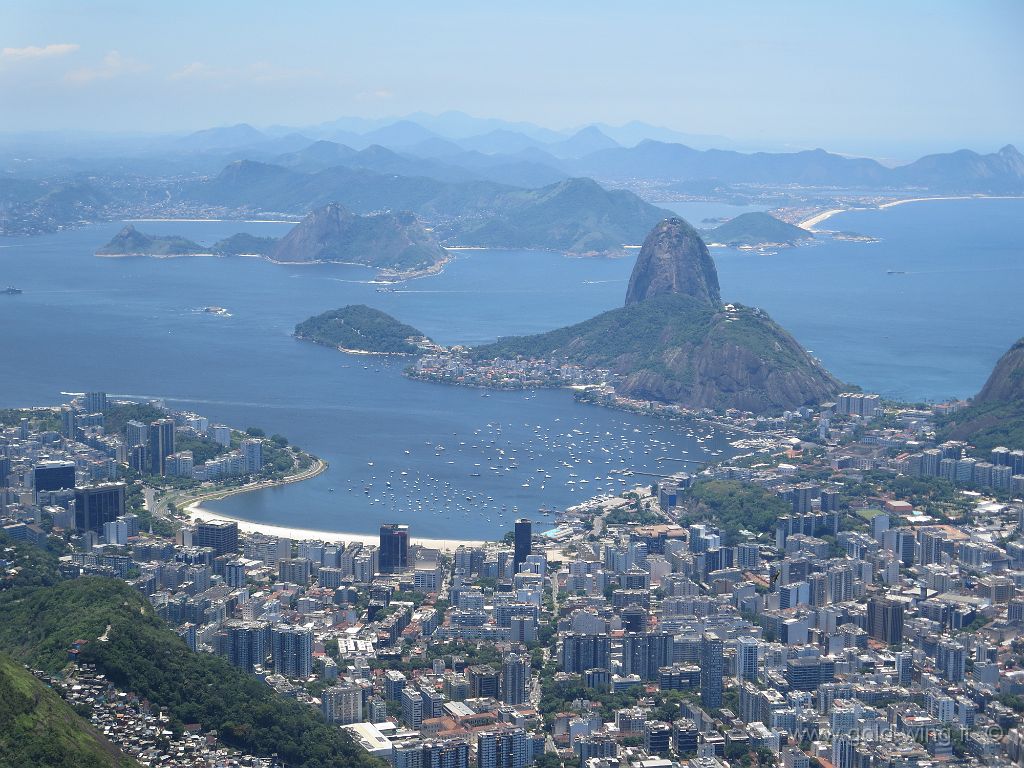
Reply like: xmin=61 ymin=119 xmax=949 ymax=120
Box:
xmin=184 ymin=502 xmax=485 ymax=551
xmin=799 ymin=194 xmax=1024 ymax=231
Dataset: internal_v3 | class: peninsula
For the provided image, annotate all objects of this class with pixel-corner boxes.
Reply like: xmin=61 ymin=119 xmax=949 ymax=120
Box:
xmin=413 ymin=217 xmax=842 ymax=413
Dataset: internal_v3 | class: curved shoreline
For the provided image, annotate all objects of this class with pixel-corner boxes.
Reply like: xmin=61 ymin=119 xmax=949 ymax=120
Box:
xmin=178 ymin=455 xmax=485 ymax=550
xmin=798 ymin=194 xmax=1024 ymax=231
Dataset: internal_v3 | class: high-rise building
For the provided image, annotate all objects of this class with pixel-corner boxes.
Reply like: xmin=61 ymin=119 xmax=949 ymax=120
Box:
xmin=271 ymin=625 xmax=313 ymax=678
xmin=832 ymin=734 xmax=855 ymax=768
xmin=421 ymin=740 xmax=469 ymax=768
xmin=125 ymin=420 xmax=148 ymax=448
xmin=513 ymin=518 xmax=532 ymax=574
xmin=936 ymin=639 xmax=966 ymax=683
xmin=74 ymin=482 xmax=126 ymax=533
xmin=402 ymin=687 xmax=425 ymax=729
xmin=379 ymin=523 xmax=409 ymax=573
xmin=700 ymin=635 xmax=724 ymax=709
xmin=215 ymin=620 xmax=269 ymax=672
xmin=477 ymin=729 xmax=531 ymax=768
xmin=34 ymin=460 xmax=76 ymax=492
xmin=322 ymin=684 xmax=362 ymax=724
xmin=148 ymin=418 xmax=175 ymax=476
xmin=85 ymin=392 xmax=108 ymax=413
xmin=468 ymin=664 xmax=500 ymax=699
xmin=736 ymin=636 xmax=760 ymax=682
xmin=867 ymin=596 xmax=904 ymax=646
xmin=193 ymin=519 xmax=239 ymax=557
xmin=241 ymin=438 xmax=263 ymax=473
xmin=560 ymin=633 xmax=611 ymax=674
xmin=501 ymin=653 xmax=530 ymax=705
xmin=621 ymin=632 xmax=674 ymax=681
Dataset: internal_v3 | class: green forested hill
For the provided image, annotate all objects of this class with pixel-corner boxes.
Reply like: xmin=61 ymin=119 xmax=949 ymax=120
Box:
xmin=0 ymin=652 xmax=139 ymax=768
xmin=0 ymin=578 xmax=384 ymax=768
xmin=296 ymin=304 xmax=428 ymax=354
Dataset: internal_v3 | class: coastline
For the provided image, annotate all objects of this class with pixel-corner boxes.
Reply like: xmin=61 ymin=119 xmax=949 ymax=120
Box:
xmin=94 ymin=248 xmax=452 ymax=282
xmin=183 ymin=504 xmax=485 ymax=551
xmin=171 ymin=455 xmax=483 ymax=550
xmin=798 ymin=194 xmax=1024 ymax=231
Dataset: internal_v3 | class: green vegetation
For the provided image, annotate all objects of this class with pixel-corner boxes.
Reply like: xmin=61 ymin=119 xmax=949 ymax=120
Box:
xmin=0 ymin=652 xmax=138 ymax=768
xmin=0 ymin=532 xmax=65 ymax=592
xmin=473 ymin=293 xmax=838 ymax=412
xmin=941 ymin=337 xmax=1024 ymax=451
xmin=684 ymin=480 xmax=791 ymax=545
xmin=211 ymin=232 xmax=279 ymax=256
xmin=448 ymin=177 xmax=670 ymax=255
xmin=271 ymin=203 xmax=447 ymax=270
xmin=0 ymin=578 xmax=383 ymax=768
xmin=0 ymin=407 xmax=62 ymax=432
xmin=296 ymin=305 xmax=427 ymax=354
xmin=940 ymin=401 xmax=1024 ymax=453
xmin=102 ymin=401 xmax=164 ymax=436
xmin=174 ymin=432 xmax=228 ymax=464
xmin=707 ymin=211 xmax=812 ymax=246
xmin=97 ymin=225 xmax=204 ymax=256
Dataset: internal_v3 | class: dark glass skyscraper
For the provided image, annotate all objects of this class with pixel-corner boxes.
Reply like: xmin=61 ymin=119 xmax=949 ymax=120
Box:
xmin=148 ymin=418 xmax=175 ymax=476
xmin=74 ymin=483 xmax=126 ymax=533
xmin=513 ymin=517 xmax=532 ymax=574
xmin=700 ymin=634 xmax=724 ymax=709
xmin=379 ymin=523 xmax=409 ymax=573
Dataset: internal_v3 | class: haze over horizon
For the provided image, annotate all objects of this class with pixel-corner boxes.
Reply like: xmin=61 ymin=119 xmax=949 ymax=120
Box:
xmin=2 ymin=0 xmax=1023 ymax=159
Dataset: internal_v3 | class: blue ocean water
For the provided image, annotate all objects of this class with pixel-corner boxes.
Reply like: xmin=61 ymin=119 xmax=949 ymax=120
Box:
xmin=0 ymin=198 xmax=1020 ymax=536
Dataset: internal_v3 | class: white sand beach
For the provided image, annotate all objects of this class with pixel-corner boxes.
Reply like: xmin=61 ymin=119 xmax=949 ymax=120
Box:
xmin=184 ymin=502 xmax=486 ymax=551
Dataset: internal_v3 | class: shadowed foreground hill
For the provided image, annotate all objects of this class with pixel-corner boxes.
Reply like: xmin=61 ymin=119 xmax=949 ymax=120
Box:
xmin=473 ymin=217 xmax=840 ymax=413
xmin=942 ymin=337 xmax=1024 ymax=451
xmin=0 ymin=577 xmax=385 ymax=768
xmin=0 ymin=652 xmax=139 ymax=768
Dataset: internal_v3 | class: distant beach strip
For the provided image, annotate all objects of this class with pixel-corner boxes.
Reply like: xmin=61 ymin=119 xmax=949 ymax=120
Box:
xmin=799 ymin=194 xmax=1024 ymax=232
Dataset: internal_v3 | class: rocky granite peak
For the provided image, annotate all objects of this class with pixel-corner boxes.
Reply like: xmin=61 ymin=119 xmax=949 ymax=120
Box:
xmin=625 ymin=217 xmax=721 ymax=306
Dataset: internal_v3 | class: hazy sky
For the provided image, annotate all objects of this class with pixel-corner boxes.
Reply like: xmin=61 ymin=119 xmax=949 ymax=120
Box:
xmin=2 ymin=0 xmax=1021 ymax=154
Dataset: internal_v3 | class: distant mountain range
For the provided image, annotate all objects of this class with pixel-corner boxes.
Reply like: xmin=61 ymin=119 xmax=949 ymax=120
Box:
xmin=443 ymin=178 xmax=671 ymax=254
xmin=0 ymin=178 xmax=110 ymax=235
xmin=3 ymin=113 xmax=1022 ymax=239
xmin=472 ymin=217 xmax=841 ymax=413
xmin=165 ymin=113 xmax=1024 ymax=194
xmin=189 ymin=164 xmax=671 ymax=255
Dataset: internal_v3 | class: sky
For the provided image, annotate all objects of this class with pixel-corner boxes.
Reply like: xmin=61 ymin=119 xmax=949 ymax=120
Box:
xmin=1 ymin=0 xmax=1022 ymax=156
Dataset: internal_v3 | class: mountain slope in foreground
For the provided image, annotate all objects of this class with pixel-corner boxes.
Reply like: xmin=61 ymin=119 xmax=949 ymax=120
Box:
xmin=0 ymin=651 xmax=138 ymax=768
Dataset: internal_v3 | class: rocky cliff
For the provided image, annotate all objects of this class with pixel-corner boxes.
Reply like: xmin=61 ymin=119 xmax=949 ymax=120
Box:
xmin=625 ymin=217 xmax=720 ymax=305
xmin=270 ymin=203 xmax=448 ymax=272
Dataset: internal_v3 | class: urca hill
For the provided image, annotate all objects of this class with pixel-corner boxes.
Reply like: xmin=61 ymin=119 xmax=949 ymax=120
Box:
xmin=473 ymin=217 xmax=842 ymax=413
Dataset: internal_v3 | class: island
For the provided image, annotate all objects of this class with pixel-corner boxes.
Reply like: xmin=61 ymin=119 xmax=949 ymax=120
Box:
xmin=705 ymin=211 xmax=814 ymax=247
xmin=96 ymin=224 xmax=208 ymax=256
xmin=95 ymin=203 xmax=451 ymax=279
xmin=295 ymin=304 xmax=431 ymax=355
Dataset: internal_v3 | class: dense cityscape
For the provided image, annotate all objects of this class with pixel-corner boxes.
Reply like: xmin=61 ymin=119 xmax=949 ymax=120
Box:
xmin=2 ymin=384 xmax=1024 ymax=768
xmin=2 ymin=5 xmax=1023 ymax=768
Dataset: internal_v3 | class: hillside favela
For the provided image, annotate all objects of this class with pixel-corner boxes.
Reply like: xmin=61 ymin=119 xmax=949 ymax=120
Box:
xmin=2 ymin=3 xmax=1024 ymax=768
